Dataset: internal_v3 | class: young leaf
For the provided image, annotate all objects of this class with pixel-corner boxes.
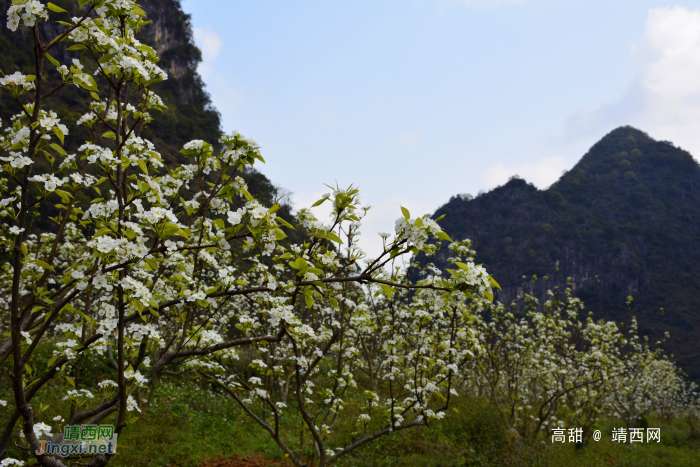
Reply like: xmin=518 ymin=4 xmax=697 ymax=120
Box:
xmin=47 ymin=2 xmax=67 ymax=12
xmin=379 ymin=284 xmax=396 ymax=298
xmin=276 ymin=217 xmax=295 ymax=229
xmin=137 ymin=159 xmax=148 ymax=175
xmin=45 ymin=52 xmax=60 ymax=67
xmin=325 ymin=231 xmax=344 ymax=244
xmin=435 ymin=231 xmax=453 ymax=242
xmin=52 ymin=126 xmax=65 ymax=144
xmin=50 ymin=143 xmax=67 ymax=156
xmin=33 ymin=260 xmax=55 ymax=272
xmin=274 ymin=228 xmax=287 ymax=241
xmin=401 ymin=206 xmax=411 ymax=219
xmin=304 ymin=290 xmax=314 ymax=308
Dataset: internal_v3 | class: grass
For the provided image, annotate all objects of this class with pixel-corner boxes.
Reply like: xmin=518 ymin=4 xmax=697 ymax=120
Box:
xmin=2 ymin=373 xmax=699 ymax=467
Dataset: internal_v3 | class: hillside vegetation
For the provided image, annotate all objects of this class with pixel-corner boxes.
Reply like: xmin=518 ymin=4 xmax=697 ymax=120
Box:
xmin=431 ymin=127 xmax=700 ymax=380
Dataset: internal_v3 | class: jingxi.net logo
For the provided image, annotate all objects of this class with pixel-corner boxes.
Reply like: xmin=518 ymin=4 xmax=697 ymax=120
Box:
xmin=35 ymin=424 xmax=118 ymax=456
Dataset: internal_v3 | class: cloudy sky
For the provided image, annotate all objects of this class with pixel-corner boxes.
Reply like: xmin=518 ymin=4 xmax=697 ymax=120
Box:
xmin=181 ymin=0 xmax=700 ymax=258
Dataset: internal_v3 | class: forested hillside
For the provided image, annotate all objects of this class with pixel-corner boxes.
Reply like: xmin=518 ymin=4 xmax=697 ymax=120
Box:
xmin=431 ymin=126 xmax=700 ymax=379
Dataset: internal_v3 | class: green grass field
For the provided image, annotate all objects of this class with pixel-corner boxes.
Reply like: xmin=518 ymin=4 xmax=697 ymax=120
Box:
xmin=3 ymin=375 xmax=700 ymax=467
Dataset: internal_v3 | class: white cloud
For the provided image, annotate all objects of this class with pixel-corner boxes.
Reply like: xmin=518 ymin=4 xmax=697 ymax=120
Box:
xmin=565 ymin=7 xmax=700 ymax=158
xmin=193 ymin=26 xmax=223 ymax=79
xmin=482 ymin=155 xmax=569 ymax=190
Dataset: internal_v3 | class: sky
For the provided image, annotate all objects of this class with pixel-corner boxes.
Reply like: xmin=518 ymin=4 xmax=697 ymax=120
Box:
xmin=180 ymin=0 xmax=700 ymax=259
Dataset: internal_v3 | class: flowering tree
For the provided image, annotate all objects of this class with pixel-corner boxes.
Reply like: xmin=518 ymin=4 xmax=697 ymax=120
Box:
xmin=457 ymin=279 xmax=698 ymax=444
xmin=0 ymin=2 xmax=499 ymax=466
xmin=198 ymin=230 xmax=488 ymax=467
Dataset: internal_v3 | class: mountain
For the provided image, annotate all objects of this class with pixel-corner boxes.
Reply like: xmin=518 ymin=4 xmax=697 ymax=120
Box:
xmin=431 ymin=127 xmax=700 ymax=379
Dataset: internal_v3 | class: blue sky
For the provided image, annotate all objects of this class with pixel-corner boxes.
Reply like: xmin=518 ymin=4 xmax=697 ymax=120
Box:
xmin=181 ymin=0 xmax=700 ymax=257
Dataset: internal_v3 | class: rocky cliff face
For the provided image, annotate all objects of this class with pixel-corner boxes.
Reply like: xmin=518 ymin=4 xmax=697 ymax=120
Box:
xmin=431 ymin=127 xmax=700 ymax=379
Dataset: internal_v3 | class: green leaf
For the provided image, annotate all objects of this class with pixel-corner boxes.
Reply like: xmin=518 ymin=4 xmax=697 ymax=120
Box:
xmin=94 ymin=227 xmax=113 ymax=238
xmin=21 ymin=243 xmax=28 ymax=256
xmin=162 ymin=223 xmax=181 ymax=238
xmin=197 ymin=299 xmax=209 ymax=308
xmin=304 ymin=290 xmax=314 ymax=309
xmin=400 ymin=206 xmax=411 ymax=219
xmin=213 ymin=218 xmax=225 ymax=231
xmin=46 ymin=356 xmax=57 ymax=368
xmin=78 ymin=74 xmax=98 ymax=91
xmin=435 ymin=214 xmax=446 ymax=222
xmin=289 ymin=257 xmax=308 ymax=270
xmin=137 ymin=159 xmax=148 ymax=175
xmin=47 ymin=2 xmax=67 ymax=12
xmin=42 ymin=150 xmax=54 ymax=165
xmin=45 ymin=52 xmax=60 ymax=67
xmin=325 ymin=231 xmax=344 ymax=244
xmin=269 ymin=203 xmax=280 ymax=214
xmin=65 ymin=375 xmax=75 ymax=388
xmin=50 ymin=143 xmax=67 ymax=156
xmin=24 ymin=75 xmax=36 ymax=82
xmin=276 ymin=217 xmax=295 ymax=229
xmin=78 ymin=0 xmax=91 ymax=6
xmin=51 ymin=126 xmax=64 ymax=144
xmin=90 ymin=91 xmax=100 ymax=100
xmin=73 ymin=307 xmax=95 ymax=325
xmin=240 ymin=187 xmax=253 ymax=202
xmin=380 ymin=284 xmax=395 ymax=298
xmin=311 ymin=197 xmax=327 ymax=207
xmin=33 ymin=260 xmax=55 ymax=272
xmin=274 ymin=228 xmax=287 ymax=241
xmin=133 ymin=299 xmax=144 ymax=313
xmin=329 ymin=296 xmax=339 ymax=309
xmin=102 ymin=131 xmax=116 ymax=140
xmin=435 ymin=231 xmax=453 ymax=242
xmin=455 ymin=262 xmax=470 ymax=271
xmin=54 ymin=189 xmax=73 ymax=203
xmin=67 ymin=44 xmax=87 ymax=51
xmin=488 ymin=276 xmax=501 ymax=290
